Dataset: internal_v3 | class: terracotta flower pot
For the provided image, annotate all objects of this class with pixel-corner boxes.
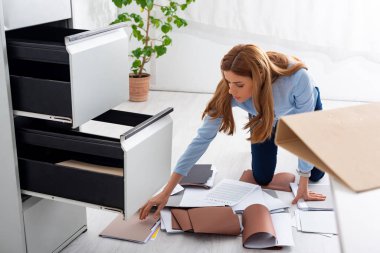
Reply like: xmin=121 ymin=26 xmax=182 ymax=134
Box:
xmin=129 ymin=73 xmax=150 ymax=102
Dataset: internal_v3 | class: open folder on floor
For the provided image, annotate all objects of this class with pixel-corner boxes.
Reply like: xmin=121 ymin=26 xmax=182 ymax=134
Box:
xmin=242 ymin=204 xmax=294 ymax=249
xmin=164 ymin=205 xmax=293 ymax=249
xmin=99 ymin=213 xmax=160 ymax=243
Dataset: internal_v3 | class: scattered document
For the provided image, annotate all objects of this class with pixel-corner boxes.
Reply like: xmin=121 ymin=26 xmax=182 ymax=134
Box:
xmin=294 ymin=210 xmax=338 ymax=235
xmin=232 ymin=186 xmax=265 ymax=213
xmin=205 ymin=179 xmax=259 ymax=206
xmin=179 ymin=187 xmax=221 ymax=207
xmin=262 ymin=191 xmax=291 ymax=212
xmin=204 ymin=167 xmax=217 ymax=188
xmin=154 ymin=184 xmax=184 ymax=197
xmin=79 ymin=120 xmax=133 ymax=139
xmin=160 ymin=208 xmax=183 ymax=233
xmin=290 ymin=183 xmax=334 ymax=211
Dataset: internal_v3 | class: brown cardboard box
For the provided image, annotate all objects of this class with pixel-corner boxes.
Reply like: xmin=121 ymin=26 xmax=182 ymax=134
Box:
xmin=275 ymin=103 xmax=380 ymax=192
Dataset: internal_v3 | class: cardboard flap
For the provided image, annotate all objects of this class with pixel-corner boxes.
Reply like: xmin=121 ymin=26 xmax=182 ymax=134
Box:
xmin=275 ymin=103 xmax=380 ymax=192
xmin=242 ymin=204 xmax=276 ymax=247
xmin=187 ymin=207 xmax=241 ymax=235
xmin=171 ymin=209 xmax=193 ymax=231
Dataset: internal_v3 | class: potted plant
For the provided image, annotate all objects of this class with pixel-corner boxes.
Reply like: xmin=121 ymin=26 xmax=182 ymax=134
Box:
xmin=111 ymin=0 xmax=195 ymax=102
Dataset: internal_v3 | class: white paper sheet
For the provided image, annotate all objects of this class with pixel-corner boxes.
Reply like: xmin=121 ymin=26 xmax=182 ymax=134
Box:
xmin=204 ymin=166 xmax=217 ymax=188
xmin=154 ymin=184 xmax=184 ymax=197
xmin=298 ymin=210 xmax=338 ymax=234
xmin=160 ymin=208 xmax=183 ymax=233
xmin=79 ymin=120 xmax=133 ymax=139
xmin=232 ymin=187 xmax=265 ymax=213
xmin=179 ymin=187 xmax=221 ymax=207
xmin=271 ymin=212 xmax=294 ymax=246
xmin=204 ymin=179 xmax=259 ymax=206
xmin=262 ymin=191 xmax=291 ymax=212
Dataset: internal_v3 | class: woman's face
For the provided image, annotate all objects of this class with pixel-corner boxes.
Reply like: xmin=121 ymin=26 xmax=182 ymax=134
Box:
xmin=223 ymin=71 xmax=253 ymax=103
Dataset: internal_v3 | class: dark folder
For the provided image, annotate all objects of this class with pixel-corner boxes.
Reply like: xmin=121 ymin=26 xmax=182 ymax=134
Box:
xmin=179 ymin=164 xmax=213 ymax=186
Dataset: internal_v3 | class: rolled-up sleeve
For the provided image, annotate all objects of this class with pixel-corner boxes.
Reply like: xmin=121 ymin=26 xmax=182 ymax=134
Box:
xmin=173 ymin=116 xmax=222 ymax=176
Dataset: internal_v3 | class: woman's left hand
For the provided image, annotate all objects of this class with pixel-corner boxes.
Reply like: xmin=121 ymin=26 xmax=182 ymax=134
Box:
xmin=292 ymin=176 xmax=326 ymax=204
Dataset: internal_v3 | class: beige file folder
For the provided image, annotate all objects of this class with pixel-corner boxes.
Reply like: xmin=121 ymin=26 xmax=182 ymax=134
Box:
xmin=275 ymin=102 xmax=380 ymax=192
xmin=100 ymin=213 xmax=160 ymax=243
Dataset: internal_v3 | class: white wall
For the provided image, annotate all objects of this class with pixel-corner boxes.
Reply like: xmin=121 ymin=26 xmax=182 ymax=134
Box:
xmin=150 ymin=0 xmax=380 ymax=102
xmin=70 ymin=0 xmax=380 ymax=102
xmin=71 ymin=0 xmax=117 ymax=30
xmin=151 ymin=20 xmax=380 ymax=102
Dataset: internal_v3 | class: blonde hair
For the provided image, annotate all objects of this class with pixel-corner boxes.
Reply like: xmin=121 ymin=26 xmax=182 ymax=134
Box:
xmin=202 ymin=44 xmax=307 ymax=143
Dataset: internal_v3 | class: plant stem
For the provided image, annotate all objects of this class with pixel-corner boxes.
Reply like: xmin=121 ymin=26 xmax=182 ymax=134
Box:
xmin=138 ymin=8 xmax=151 ymax=77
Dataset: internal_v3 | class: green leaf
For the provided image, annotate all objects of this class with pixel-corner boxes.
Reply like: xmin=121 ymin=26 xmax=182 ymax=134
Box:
xmin=130 ymin=13 xmax=142 ymax=23
xmin=161 ymin=23 xmax=172 ymax=34
xmin=150 ymin=17 xmax=161 ymax=28
xmin=132 ymin=27 xmax=144 ymax=41
xmin=112 ymin=0 xmax=132 ymax=8
xmin=146 ymin=0 xmax=154 ymax=10
xmin=143 ymin=46 xmax=154 ymax=57
xmin=135 ymin=0 xmax=147 ymax=8
xmin=162 ymin=35 xmax=172 ymax=46
xmin=154 ymin=45 xmax=167 ymax=58
xmin=173 ymin=16 xmax=187 ymax=28
xmin=132 ymin=59 xmax=142 ymax=68
xmin=132 ymin=48 xmax=143 ymax=58
xmin=170 ymin=1 xmax=178 ymax=11
xmin=180 ymin=4 xmax=187 ymax=10
xmin=112 ymin=0 xmax=123 ymax=8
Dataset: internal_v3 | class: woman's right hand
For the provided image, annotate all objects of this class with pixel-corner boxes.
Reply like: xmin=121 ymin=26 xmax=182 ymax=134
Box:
xmin=139 ymin=191 xmax=170 ymax=220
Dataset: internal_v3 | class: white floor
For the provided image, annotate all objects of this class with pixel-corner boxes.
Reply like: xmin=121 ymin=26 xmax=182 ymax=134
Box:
xmin=61 ymin=91 xmax=363 ymax=253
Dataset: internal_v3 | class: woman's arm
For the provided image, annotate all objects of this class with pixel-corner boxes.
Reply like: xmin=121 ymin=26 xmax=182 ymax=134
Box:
xmin=139 ymin=115 xmax=222 ymax=219
xmin=139 ymin=172 xmax=183 ymax=219
xmin=292 ymin=176 xmax=326 ymax=204
xmin=291 ymin=69 xmax=326 ymax=203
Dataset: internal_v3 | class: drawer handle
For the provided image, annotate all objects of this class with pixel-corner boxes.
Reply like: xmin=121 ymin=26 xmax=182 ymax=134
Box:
xmin=121 ymin=107 xmax=173 ymax=140
xmin=65 ymin=23 xmax=128 ymax=44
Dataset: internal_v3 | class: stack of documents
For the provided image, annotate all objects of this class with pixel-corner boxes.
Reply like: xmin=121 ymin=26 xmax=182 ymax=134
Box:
xmin=290 ymin=182 xmax=337 ymax=237
xmin=294 ymin=210 xmax=338 ymax=235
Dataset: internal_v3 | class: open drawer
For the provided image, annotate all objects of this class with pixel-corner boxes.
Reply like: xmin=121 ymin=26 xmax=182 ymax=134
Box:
xmin=15 ymin=108 xmax=173 ymax=218
xmin=6 ymin=23 xmax=129 ymax=128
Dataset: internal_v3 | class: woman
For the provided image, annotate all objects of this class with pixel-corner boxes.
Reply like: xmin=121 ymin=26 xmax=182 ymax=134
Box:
xmin=140 ymin=44 xmax=326 ymax=220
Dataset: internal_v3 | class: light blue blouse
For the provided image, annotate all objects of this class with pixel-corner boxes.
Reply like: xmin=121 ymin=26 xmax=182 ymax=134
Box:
xmin=174 ymin=68 xmax=318 ymax=176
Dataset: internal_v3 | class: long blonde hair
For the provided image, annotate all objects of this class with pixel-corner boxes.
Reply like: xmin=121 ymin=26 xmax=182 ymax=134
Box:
xmin=202 ymin=44 xmax=307 ymax=143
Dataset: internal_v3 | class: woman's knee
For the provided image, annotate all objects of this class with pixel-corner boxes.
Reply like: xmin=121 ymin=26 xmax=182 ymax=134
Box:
xmin=252 ymin=169 xmax=274 ymax=186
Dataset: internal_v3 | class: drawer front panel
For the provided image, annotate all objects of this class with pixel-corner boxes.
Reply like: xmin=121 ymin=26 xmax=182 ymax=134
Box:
xmin=19 ymin=158 xmax=124 ymax=211
xmin=6 ymin=26 xmax=86 ymax=64
xmin=11 ymin=76 xmax=72 ymax=118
